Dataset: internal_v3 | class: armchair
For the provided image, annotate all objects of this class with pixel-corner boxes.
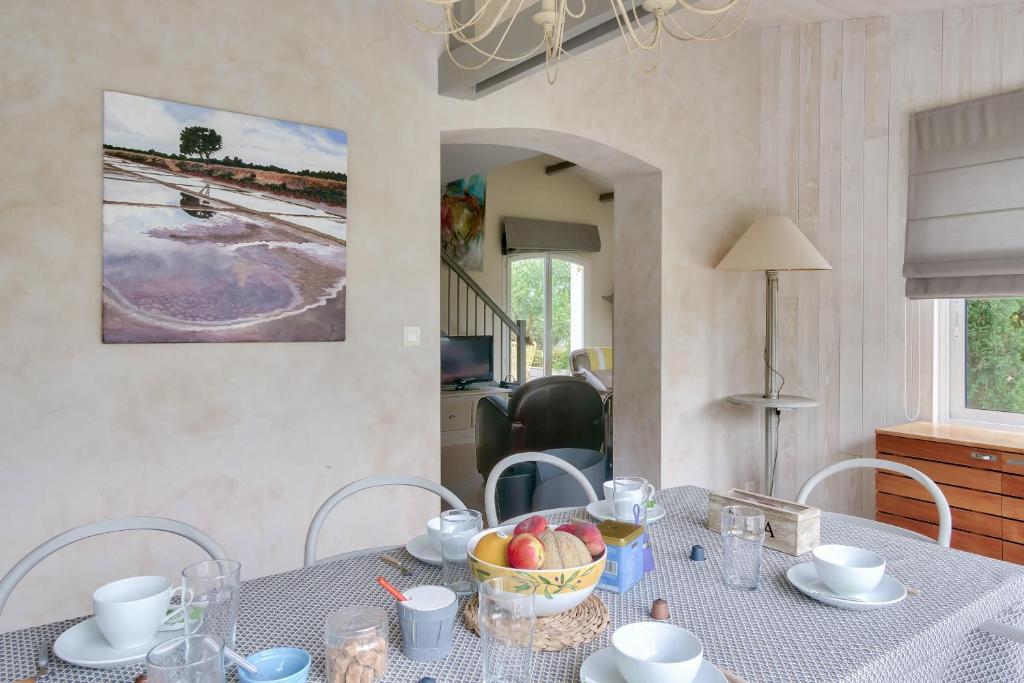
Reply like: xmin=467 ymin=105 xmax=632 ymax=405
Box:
xmin=475 ymin=375 xmax=604 ymax=479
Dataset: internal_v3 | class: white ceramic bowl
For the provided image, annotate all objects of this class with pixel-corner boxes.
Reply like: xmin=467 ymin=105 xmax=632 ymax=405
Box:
xmin=613 ymin=622 xmax=703 ymax=683
xmin=812 ymin=544 xmax=886 ymax=597
xmin=426 ymin=516 xmax=442 ymax=553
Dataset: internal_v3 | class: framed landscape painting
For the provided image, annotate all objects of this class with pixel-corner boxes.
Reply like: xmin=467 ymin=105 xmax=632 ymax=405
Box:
xmin=102 ymin=91 xmax=347 ymax=343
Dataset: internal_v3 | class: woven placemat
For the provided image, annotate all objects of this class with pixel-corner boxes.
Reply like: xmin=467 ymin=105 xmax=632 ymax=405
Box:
xmin=462 ymin=593 xmax=610 ymax=651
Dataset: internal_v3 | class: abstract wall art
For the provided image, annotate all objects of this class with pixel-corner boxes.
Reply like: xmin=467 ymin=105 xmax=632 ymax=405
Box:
xmin=441 ymin=173 xmax=485 ymax=271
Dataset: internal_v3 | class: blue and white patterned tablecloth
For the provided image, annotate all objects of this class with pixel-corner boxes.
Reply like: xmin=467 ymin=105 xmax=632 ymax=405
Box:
xmin=3 ymin=486 xmax=1024 ymax=682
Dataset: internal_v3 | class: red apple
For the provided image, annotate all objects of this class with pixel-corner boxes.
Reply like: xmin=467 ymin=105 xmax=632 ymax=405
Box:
xmin=571 ymin=522 xmax=606 ymax=557
xmin=507 ymin=533 xmax=545 ymax=570
xmin=555 ymin=523 xmax=578 ymax=534
xmin=513 ymin=515 xmax=548 ymax=537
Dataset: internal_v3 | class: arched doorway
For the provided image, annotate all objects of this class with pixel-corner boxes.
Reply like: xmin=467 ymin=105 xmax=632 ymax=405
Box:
xmin=441 ymin=128 xmax=664 ymax=489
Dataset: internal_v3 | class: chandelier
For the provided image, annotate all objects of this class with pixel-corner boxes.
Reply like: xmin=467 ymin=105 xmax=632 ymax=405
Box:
xmin=396 ymin=0 xmax=751 ymax=83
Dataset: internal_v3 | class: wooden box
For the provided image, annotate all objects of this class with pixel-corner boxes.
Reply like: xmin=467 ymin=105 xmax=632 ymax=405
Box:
xmin=708 ymin=489 xmax=821 ymax=556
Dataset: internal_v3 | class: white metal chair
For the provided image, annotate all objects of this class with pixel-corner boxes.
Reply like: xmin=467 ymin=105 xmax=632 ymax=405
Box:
xmin=795 ymin=457 xmax=952 ymax=547
xmin=0 ymin=516 xmax=228 ymax=616
xmin=304 ymin=475 xmax=465 ymax=567
xmin=798 ymin=459 xmax=1024 ymax=648
xmin=484 ymin=452 xmax=600 ymax=527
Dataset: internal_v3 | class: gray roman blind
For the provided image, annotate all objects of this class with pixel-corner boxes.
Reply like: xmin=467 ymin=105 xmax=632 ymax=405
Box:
xmin=905 ymin=89 xmax=1024 ymax=298
xmin=502 ymin=216 xmax=601 ymax=255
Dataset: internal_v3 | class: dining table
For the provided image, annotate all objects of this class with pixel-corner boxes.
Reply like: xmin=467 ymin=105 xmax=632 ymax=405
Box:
xmin=3 ymin=485 xmax=1024 ymax=682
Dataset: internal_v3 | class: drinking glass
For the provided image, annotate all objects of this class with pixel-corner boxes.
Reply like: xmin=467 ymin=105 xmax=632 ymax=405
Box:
xmin=478 ymin=577 xmax=535 ymax=683
xmin=146 ymin=634 xmax=224 ymax=683
xmin=721 ymin=505 xmax=765 ymax=591
xmin=612 ymin=476 xmax=654 ymax=524
xmin=441 ymin=509 xmax=482 ymax=596
xmin=182 ymin=560 xmax=241 ymax=650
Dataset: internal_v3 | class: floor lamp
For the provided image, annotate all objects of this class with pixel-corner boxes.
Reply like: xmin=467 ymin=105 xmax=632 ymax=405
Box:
xmin=717 ymin=216 xmax=832 ymax=496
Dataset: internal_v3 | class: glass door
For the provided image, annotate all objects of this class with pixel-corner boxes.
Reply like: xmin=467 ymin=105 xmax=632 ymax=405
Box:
xmin=508 ymin=254 xmax=585 ymax=379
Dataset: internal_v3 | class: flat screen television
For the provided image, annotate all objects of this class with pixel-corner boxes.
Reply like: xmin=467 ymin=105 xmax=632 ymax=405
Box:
xmin=441 ymin=335 xmax=493 ymax=388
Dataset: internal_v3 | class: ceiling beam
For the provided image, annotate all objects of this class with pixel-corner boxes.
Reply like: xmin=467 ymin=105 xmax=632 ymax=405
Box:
xmin=545 ymin=160 xmax=577 ymax=175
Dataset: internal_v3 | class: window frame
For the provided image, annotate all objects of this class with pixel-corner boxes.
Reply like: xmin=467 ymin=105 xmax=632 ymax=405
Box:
xmin=505 ymin=252 xmax=585 ymax=378
xmin=944 ymin=297 xmax=1024 ymax=429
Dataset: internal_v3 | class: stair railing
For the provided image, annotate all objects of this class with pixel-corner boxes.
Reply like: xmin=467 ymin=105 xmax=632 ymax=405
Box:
xmin=441 ymin=249 xmax=526 ymax=383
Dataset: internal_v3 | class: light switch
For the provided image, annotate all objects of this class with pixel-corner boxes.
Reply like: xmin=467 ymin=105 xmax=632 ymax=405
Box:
xmin=403 ymin=326 xmax=421 ymax=346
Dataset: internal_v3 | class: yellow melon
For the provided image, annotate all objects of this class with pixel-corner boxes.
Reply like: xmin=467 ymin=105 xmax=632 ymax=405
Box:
xmin=474 ymin=531 xmax=512 ymax=567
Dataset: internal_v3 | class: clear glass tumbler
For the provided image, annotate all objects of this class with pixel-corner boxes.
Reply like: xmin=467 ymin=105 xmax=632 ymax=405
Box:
xmin=721 ymin=505 xmax=765 ymax=591
xmin=146 ymin=634 xmax=224 ymax=683
xmin=478 ymin=577 xmax=535 ymax=683
xmin=182 ymin=560 xmax=241 ymax=650
xmin=441 ymin=509 xmax=482 ymax=596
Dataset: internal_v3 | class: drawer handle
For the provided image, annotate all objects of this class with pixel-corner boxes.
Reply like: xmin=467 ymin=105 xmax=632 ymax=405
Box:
xmin=1008 ymin=458 xmax=1024 ymax=466
xmin=971 ymin=452 xmax=997 ymax=462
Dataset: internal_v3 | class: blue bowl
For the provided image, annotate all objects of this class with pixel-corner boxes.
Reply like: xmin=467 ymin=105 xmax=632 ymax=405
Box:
xmin=237 ymin=648 xmax=311 ymax=683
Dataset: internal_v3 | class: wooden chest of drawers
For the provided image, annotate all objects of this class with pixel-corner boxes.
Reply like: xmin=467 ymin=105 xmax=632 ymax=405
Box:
xmin=876 ymin=422 xmax=1024 ymax=563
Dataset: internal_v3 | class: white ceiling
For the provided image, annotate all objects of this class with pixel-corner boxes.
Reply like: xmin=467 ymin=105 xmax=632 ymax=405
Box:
xmin=465 ymin=0 xmax=1008 ymax=27
xmin=440 ymin=144 xmax=539 ymax=184
xmin=748 ymin=0 xmax=1010 ymax=26
xmin=440 ymin=144 xmax=615 ymax=191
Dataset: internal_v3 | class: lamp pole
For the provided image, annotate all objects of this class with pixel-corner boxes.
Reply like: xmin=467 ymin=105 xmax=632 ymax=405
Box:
xmin=764 ymin=270 xmax=780 ymax=495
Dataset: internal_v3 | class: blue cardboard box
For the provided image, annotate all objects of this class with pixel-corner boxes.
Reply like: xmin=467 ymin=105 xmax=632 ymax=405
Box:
xmin=596 ymin=520 xmax=645 ymax=593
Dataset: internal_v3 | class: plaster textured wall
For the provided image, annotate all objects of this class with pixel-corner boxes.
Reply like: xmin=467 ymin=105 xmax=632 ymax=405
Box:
xmin=1 ymin=0 xmax=762 ymax=631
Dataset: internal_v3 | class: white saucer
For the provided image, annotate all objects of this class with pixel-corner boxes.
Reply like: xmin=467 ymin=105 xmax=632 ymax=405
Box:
xmin=586 ymin=500 xmax=667 ymax=523
xmin=580 ymin=646 xmax=726 ymax=683
xmin=53 ymin=617 xmax=180 ymax=669
xmin=406 ymin=533 xmax=442 ymax=567
xmin=786 ymin=562 xmax=907 ymax=611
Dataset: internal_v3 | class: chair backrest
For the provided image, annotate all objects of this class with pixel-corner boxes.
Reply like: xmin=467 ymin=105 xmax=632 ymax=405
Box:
xmin=484 ymin=452 xmax=600 ymax=527
xmin=507 ymin=376 xmax=604 ymax=452
xmin=795 ymin=457 xmax=952 ymax=547
xmin=0 ymin=517 xmax=228 ymax=616
xmin=304 ymin=476 xmax=466 ymax=567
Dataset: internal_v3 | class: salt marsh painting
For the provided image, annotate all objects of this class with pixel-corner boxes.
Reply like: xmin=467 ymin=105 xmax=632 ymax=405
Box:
xmin=102 ymin=91 xmax=347 ymax=343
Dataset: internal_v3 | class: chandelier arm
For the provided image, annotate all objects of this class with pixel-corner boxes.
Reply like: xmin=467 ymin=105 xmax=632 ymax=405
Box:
xmin=459 ymin=33 xmax=548 ymax=63
xmin=400 ymin=0 xmax=750 ymax=78
xmin=612 ymin=2 xmax=662 ymax=70
xmin=610 ymin=0 xmax=663 ymax=51
xmin=394 ymin=0 xmax=450 ymax=34
xmin=444 ymin=21 xmax=547 ymax=69
xmin=663 ymin=0 xmax=749 ymax=40
xmin=394 ymin=0 xmax=509 ymax=41
xmin=662 ymin=2 xmax=731 ymax=39
xmin=625 ymin=0 xmax=659 ymax=39
xmin=676 ymin=0 xmax=740 ymax=16
xmin=563 ymin=0 xmax=588 ymax=20
xmin=448 ymin=0 xmax=527 ymax=45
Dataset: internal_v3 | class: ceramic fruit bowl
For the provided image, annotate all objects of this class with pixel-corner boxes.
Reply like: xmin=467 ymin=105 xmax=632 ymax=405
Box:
xmin=467 ymin=524 xmax=606 ymax=617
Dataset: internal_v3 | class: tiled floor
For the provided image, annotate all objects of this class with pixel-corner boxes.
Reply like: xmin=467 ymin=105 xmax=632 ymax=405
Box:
xmin=440 ymin=441 xmax=486 ymax=512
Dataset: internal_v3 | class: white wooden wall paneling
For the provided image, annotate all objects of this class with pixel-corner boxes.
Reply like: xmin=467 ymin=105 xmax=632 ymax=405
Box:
xmin=760 ymin=3 xmax=1024 ymax=516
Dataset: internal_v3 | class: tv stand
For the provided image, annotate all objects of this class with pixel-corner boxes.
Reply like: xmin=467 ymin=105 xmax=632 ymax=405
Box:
xmin=441 ymin=384 xmax=511 ymax=447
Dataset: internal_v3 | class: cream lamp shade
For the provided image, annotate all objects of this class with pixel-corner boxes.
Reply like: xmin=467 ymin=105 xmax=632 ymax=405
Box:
xmin=717 ymin=216 xmax=832 ymax=271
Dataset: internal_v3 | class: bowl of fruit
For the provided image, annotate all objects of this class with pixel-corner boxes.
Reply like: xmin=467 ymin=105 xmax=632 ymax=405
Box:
xmin=467 ymin=515 xmax=606 ymax=617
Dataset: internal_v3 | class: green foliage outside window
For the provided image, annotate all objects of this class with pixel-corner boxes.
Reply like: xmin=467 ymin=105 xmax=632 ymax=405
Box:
xmin=966 ymin=298 xmax=1024 ymax=413
xmin=509 ymin=257 xmax=576 ymax=375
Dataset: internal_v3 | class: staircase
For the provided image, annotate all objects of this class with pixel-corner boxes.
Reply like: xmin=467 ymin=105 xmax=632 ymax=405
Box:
xmin=441 ymin=250 xmax=526 ymax=383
